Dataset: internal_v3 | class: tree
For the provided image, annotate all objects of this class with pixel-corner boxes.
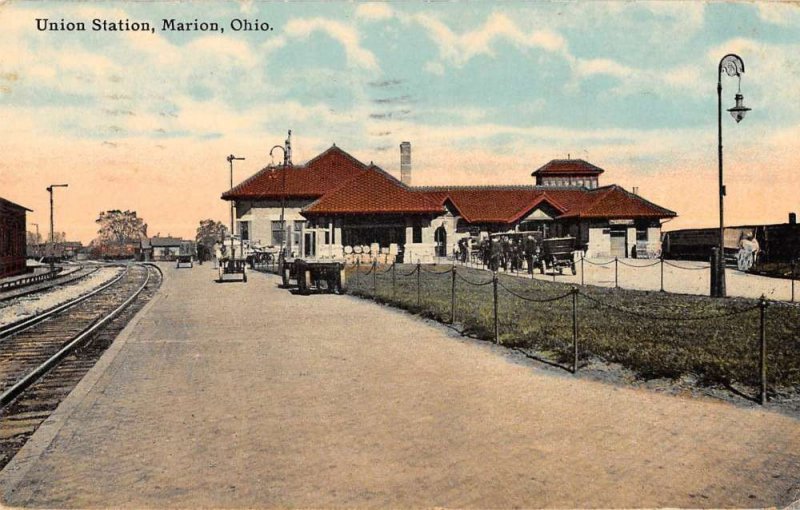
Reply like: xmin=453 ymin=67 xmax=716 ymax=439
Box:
xmin=196 ymin=219 xmax=228 ymax=261
xmin=26 ymin=231 xmax=42 ymax=246
xmin=94 ymin=210 xmax=147 ymax=250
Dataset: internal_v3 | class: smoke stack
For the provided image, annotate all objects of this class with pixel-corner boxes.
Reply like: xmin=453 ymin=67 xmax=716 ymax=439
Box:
xmin=790 ymin=212 xmax=797 ymax=225
xmin=632 ymin=186 xmax=639 ymax=195
xmin=400 ymin=141 xmax=411 ymax=186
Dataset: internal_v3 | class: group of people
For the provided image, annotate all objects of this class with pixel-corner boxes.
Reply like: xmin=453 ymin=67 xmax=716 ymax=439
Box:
xmin=456 ymin=234 xmax=543 ymax=274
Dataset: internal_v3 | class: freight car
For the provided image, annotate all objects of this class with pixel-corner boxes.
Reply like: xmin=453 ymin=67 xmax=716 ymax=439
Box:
xmin=662 ymin=216 xmax=799 ymax=274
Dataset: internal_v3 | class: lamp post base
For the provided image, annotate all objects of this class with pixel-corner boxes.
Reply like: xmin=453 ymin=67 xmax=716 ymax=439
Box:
xmin=710 ymin=248 xmax=727 ymax=298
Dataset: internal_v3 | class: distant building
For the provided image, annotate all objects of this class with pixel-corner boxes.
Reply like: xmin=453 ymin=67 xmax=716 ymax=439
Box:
xmin=149 ymin=236 xmax=194 ymax=261
xmin=222 ymin=143 xmax=676 ymax=262
xmin=0 ymin=197 xmax=32 ymax=277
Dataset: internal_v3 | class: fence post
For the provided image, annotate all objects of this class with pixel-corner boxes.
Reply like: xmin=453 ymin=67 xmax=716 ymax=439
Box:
xmin=660 ymin=256 xmax=665 ymax=292
xmin=372 ymin=260 xmax=377 ymax=295
xmin=572 ymin=286 xmax=579 ymax=374
xmin=759 ymin=295 xmax=768 ymax=405
xmin=416 ymin=262 xmax=421 ymax=308
xmin=492 ymin=272 xmax=499 ymax=344
xmin=356 ymin=260 xmax=360 ymax=289
xmin=450 ymin=266 xmax=457 ymax=324
xmin=392 ymin=262 xmax=396 ymax=300
xmin=614 ymin=257 xmax=619 ymax=288
xmin=581 ymin=253 xmax=585 ymax=286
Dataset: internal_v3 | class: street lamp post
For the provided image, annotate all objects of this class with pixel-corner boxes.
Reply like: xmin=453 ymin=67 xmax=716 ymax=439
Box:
xmin=269 ymin=142 xmax=288 ymax=260
xmin=713 ymin=54 xmax=751 ymax=298
xmin=46 ymin=184 xmax=68 ymax=271
xmin=226 ymin=155 xmax=245 ymax=262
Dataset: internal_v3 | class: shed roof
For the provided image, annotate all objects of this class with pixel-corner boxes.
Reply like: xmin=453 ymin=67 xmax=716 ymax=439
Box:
xmin=0 ymin=197 xmax=32 ymax=213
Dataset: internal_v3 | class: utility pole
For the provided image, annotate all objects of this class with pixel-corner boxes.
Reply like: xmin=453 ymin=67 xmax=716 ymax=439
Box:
xmin=46 ymin=184 xmax=68 ymax=271
xmin=226 ymin=155 xmax=245 ymax=262
xmin=31 ymin=223 xmax=39 ymax=257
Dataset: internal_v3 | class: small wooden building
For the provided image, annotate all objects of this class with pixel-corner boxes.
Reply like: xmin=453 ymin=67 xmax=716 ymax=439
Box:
xmin=149 ymin=236 xmax=195 ymax=261
xmin=0 ymin=197 xmax=32 ymax=278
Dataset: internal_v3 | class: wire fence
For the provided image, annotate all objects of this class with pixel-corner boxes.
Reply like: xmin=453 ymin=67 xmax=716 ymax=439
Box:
xmin=346 ymin=261 xmax=800 ymax=405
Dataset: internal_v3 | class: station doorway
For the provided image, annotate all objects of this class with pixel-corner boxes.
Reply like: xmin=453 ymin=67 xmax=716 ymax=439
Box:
xmin=610 ymin=227 xmax=628 ymax=258
xmin=434 ymin=226 xmax=447 ymax=257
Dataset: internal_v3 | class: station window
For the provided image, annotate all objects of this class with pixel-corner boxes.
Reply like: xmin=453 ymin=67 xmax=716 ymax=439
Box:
xmin=271 ymin=220 xmax=284 ymax=245
xmin=293 ymin=220 xmax=305 ymax=248
xmin=239 ymin=221 xmax=249 ymax=241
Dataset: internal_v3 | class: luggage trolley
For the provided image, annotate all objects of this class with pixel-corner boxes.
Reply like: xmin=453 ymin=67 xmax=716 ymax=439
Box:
xmin=176 ymin=254 xmax=194 ymax=268
xmin=218 ymin=258 xmax=247 ymax=283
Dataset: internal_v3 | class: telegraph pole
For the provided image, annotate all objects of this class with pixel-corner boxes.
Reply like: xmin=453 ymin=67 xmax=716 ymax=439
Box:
xmin=46 ymin=184 xmax=68 ymax=271
xmin=31 ymin=223 xmax=39 ymax=258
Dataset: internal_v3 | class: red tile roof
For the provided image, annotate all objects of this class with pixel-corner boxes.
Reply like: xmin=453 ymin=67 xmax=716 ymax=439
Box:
xmin=222 ymin=146 xmax=675 ymax=223
xmin=303 ymin=165 xmax=443 ymax=216
xmin=221 ymin=145 xmax=367 ymax=200
xmin=532 ymin=159 xmax=604 ymax=176
xmin=420 ymin=188 xmax=568 ymax=224
xmin=418 ymin=185 xmax=675 ymax=224
xmin=556 ymin=185 xmax=676 ymax=219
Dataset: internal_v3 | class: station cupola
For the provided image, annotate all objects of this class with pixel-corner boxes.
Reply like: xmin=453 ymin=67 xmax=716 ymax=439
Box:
xmin=532 ymin=158 xmax=604 ymax=189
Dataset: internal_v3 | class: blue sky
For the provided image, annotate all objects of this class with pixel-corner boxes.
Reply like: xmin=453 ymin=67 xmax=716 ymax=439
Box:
xmin=1 ymin=1 xmax=799 ymax=241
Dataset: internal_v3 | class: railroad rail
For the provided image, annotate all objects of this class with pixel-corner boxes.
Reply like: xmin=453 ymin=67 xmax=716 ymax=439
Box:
xmin=0 ymin=264 xmax=162 ymax=467
xmin=0 ymin=264 xmax=160 ymax=407
xmin=0 ymin=265 xmax=102 ymax=303
xmin=0 ymin=266 xmax=127 ymax=339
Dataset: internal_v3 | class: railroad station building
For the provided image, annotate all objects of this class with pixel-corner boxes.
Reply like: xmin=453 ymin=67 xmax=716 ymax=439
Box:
xmin=0 ymin=197 xmax=32 ymax=278
xmin=222 ymin=143 xmax=676 ymax=263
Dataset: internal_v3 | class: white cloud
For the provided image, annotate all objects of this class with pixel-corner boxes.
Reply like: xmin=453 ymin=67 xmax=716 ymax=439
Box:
xmin=284 ymin=18 xmax=379 ymax=71
xmin=413 ymin=12 xmax=569 ymax=67
xmin=756 ymin=2 xmax=800 ymax=26
xmin=571 ymin=56 xmax=702 ymax=96
xmin=355 ymin=3 xmax=394 ymax=21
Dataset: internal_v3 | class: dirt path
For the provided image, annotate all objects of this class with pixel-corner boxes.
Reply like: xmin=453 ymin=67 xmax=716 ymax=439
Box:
xmin=1 ymin=264 xmax=799 ymax=508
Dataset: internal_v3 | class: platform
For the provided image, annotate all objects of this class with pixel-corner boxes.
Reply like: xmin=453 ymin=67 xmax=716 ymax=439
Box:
xmin=1 ymin=263 xmax=799 ymax=508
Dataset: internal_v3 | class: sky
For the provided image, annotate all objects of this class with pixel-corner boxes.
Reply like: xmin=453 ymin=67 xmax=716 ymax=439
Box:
xmin=1 ymin=1 xmax=799 ymax=243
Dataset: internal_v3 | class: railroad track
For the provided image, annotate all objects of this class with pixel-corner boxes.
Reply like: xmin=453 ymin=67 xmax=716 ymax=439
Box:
xmin=0 ymin=265 xmax=102 ymax=303
xmin=0 ymin=263 xmax=162 ymax=468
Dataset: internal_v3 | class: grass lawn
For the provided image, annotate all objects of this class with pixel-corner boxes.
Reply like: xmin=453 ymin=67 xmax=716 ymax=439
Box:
xmin=346 ymin=263 xmax=800 ymax=392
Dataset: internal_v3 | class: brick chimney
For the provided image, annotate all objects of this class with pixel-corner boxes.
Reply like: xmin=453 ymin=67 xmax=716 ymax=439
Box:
xmin=285 ymin=129 xmax=292 ymax=166
xmin=400 ymin=141 xmax=411 ymax=186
